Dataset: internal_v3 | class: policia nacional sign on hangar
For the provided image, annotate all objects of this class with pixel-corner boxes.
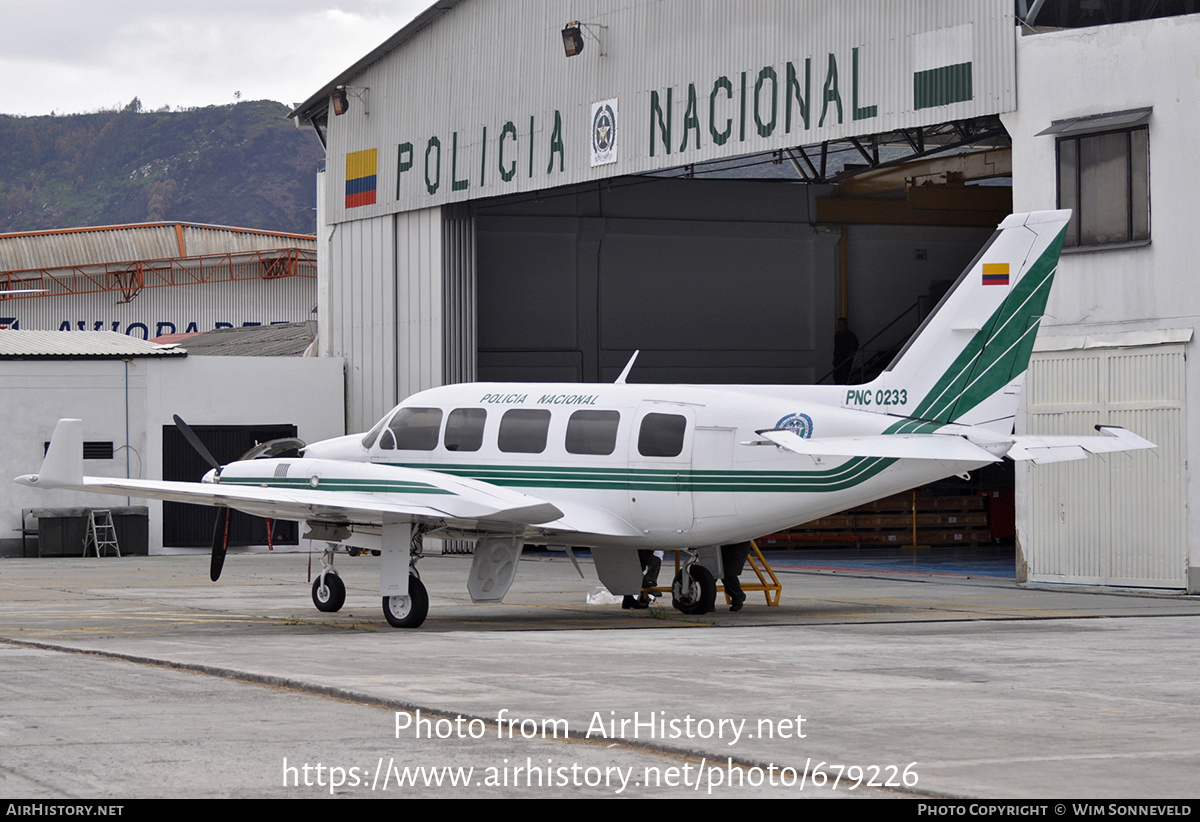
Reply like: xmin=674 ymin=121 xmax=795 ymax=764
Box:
xmin=316 ymin=0 xmax=1014 ymax=222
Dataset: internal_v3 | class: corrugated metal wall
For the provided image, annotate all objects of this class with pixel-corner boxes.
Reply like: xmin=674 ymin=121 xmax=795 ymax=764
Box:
xmin=324 ymin=0 xmax=1015 ymax=220
xmin=442 ymin=203 xmax=477 ymax=385
xmin=1023 ymin=345 xmax=1186 ymax=588
xmin=396 ymin=208 xmax=444 ymax=404
xmin=3 ymin=277 xmax=315 ymax=337
xmin=329 ymin=213 xmax=398 ymax=432
xmin=327 ymin=206 xmax=446 ymax=433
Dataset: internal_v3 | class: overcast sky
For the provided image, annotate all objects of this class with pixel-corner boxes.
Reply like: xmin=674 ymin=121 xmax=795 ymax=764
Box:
xmin=0 ymin=0 xmax=429 ymax=116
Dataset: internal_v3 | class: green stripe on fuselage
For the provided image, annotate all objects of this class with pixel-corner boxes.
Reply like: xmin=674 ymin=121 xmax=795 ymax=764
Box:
xmin=387 ymin=458 xmax=898 ymax=493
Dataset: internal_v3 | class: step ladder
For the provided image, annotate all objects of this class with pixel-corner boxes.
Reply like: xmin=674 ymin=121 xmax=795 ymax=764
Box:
xmin=82 ymin=509 xmax=121 ymax=557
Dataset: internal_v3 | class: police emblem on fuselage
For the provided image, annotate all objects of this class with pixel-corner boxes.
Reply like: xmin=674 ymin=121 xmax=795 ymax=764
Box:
xmin=773 ymin=413 xmax=813 ymax=448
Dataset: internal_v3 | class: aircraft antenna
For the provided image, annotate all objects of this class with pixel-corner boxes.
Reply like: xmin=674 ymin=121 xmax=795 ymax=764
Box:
xmin=614 ymin=350 xmax=639 ymax=384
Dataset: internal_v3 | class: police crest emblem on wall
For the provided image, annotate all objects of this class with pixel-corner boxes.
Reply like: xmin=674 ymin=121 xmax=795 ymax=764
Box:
xmin=590 ymin=99 xmax=618 ymax=167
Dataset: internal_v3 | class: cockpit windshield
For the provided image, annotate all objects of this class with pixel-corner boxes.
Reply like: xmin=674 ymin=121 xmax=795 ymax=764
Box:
xmin=360 ymin=414 xmax=390 ymax=449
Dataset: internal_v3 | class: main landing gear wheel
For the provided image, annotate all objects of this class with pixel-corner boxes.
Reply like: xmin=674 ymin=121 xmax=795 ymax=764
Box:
xmin=672 ymin=565 xmax=717 ymax=615
xmin=312 ymin=573 xmax=346 ymax=612
xmin=383 ymin=575 xmax=429 ymax=628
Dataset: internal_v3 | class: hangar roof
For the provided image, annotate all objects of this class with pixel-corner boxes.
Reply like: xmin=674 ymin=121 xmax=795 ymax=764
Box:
xmin=0 ymin=330 xmax=186 ymax=359
xmin=0 ymin=222 xmax=317 ymax=303
xmin=0 ymin=222 xmax=315 ymax=273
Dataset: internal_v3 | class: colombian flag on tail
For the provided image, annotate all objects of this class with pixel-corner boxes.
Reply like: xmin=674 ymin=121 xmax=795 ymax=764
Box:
xmin=345 ymin=149 xmax=377 ymax=208
xmin=982 ymin=263 xmax=1009 ymax=286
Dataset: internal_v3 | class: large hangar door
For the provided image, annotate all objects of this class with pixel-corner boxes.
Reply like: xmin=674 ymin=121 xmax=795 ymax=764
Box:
xmin=474 ymin=179 xmax=837 ymax=385
xmin=1023 ymin=344 xmax=1186 ymax=588
xmin=599 ymin=218 xmax=826 ymax=384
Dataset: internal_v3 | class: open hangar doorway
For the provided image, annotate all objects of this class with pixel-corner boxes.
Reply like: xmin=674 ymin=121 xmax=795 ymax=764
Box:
xmin=468 ymin=117 xmax=1019 ymax=572
xmin=472 ymin=117 xmax=1011 ymax=387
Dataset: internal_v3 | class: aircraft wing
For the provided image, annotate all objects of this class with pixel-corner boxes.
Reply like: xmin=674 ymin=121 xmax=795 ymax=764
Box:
xmin=39 ymin=475 xmax=565 ymax=527
xmin=1004 ymin=425 xmax=1155 ymax=464
xmin=16 ymin=419 xmax=564 ymax=532
xmin=755 ymin=429 xmax=1002 ymax=462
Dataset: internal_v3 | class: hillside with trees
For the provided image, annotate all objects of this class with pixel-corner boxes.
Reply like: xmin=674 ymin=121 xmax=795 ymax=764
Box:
xmin=0 ymin=99 xmax=324 ymax=236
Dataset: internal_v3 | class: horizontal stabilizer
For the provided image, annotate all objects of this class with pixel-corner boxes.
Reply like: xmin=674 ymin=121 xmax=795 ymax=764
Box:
xmin=1006 ymin=425 xmax=1155 ymax=464
xmin=755 ymin=429 xmax=1001 ymax=463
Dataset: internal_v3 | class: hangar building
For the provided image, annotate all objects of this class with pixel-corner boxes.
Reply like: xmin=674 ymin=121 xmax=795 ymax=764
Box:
xmin=0 ymin=221 xmax=317 ymax=337
xmin=289 ymin=1 xmax=1199 ymax=593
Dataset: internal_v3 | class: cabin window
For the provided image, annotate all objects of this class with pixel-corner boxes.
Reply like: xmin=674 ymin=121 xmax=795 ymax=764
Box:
xmin=385 ymin=407 xmax=443 ymax=451
xmin=637 ymin=413 xmax=687 ymax=457
xmin=498 ymin=409 xmax=551 ymax=453
xmin=444 ymin=408 xmax=486 ymax=452
xmin=565 ymin=410 xmax=620 ymax=455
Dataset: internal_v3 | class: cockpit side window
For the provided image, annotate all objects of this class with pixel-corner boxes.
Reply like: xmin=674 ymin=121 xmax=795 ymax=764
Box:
xmin=361 ymin=415 xmax=389 ymax=449
xmin=637 ymin=413 xmax=687 ymax=457
xmin=444 ymin=408 xmax=486 ymax=452
xmin=498 ymin=409 xmax=551 ymax=453
xmin=386 ymin=407 xmax=443 ymax=451
xmin=566 ymin=410 xmax=620 ymax=455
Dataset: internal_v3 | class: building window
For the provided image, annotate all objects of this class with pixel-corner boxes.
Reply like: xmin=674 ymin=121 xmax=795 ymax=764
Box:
xmin=1057 ymin=126 xmax=1149 ymax=248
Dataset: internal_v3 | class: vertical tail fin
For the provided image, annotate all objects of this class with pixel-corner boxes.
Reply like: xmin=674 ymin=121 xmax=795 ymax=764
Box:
xmin=25 ymin=418 xmax=84 ymax=488
xmin=867 ymin=210 xmax=1070 ymax=432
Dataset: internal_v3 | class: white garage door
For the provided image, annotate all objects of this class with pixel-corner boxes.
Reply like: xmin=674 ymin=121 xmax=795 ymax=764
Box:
xmin=1024 ymin=344 xmax=1186 ymax=588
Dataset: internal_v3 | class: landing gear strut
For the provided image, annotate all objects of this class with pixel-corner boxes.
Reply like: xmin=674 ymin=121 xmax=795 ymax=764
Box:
xmin=381 ymin=525 xmax=430 ymax=629
xmin=312 ymin=544 xmax=345 ymax=612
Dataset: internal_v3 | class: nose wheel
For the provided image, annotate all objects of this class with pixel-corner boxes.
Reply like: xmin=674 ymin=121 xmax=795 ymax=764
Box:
xmin=312 ymin=573 xmax=346 ymax=612
xmin=383 ymin=575 xmax=429 ymax=628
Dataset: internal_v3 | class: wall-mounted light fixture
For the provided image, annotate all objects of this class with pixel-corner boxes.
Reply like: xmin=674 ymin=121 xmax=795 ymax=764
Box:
xmin=331 ymin=85 xmax=370 ymax=116
xmin=561 ymin=21 xmax=606 ymax=58
xmin=331 ymin=88 xmax=349 ymax=115
xmin=562 ymin=23 xmax=584 ymax=56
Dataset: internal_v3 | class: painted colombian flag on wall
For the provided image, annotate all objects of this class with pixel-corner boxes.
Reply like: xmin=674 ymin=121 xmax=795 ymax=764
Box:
xmin=345 ymin=149 xmax=377 ymax=208
xmin=912 ymin=25 xmax=973 ymax=110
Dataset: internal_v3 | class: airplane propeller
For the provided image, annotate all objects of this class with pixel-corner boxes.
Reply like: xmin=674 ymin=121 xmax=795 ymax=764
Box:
xmin=171 ymin=415 xmax=304 ymax=583
xmin=173 ymin=414 xmax=220 ymax=473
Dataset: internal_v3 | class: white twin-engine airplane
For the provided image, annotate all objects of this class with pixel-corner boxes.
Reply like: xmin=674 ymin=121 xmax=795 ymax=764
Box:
xmin=17 ymin=210 xmax=1152 ymax=628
